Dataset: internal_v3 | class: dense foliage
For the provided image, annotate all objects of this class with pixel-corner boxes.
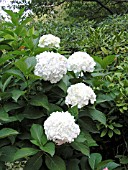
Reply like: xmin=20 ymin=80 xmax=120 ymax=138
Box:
xmin=0 ymin=8 xmax=128 ymax=170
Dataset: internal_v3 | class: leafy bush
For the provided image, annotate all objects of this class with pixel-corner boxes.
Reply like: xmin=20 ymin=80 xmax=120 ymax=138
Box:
xmin=0 ymin=9 xmax=127 ymax=170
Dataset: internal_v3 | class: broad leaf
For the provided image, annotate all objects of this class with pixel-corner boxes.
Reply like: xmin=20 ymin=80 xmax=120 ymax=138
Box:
xmin=88 ymin=153 xmax=102 ymax=170
xmin=71 ymin=142 xmax=90 ymax=157
xmin=45 ymin=155 xmax=66 ymax=170
xmin=0 ymin=128 xmax=19 ymax=139
xmin=30 ymin=94 xmax=50 ymax=110
xmin=67 ymin=159 xmax=80 ymax=170
xmin=14 ymin=148 xmax=39 ymax=161
xmin=24 ymin=152 xmax=43 ymax=170
xmin=40 ymin=142 xmax=55 ymax=156
xmin=30 ymin=124 xmax=43 ymax=146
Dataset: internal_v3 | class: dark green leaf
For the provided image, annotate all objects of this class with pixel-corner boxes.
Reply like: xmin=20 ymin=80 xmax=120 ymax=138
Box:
xmin=71 ymin=142 xmax=90 ymax=157
xmin=30 ymin=94 xmax=50 ymax=110
xmin=0 ymin=128 xmax=19 ymax=139
xmin=45 ymin=155 xmax=66 ymax=170
xmin=88 ymin=153 xmax=102 ymax=170
xmin=14 ymin=148 xmax=39 ymax=161
xmin=67 ymin=159 xmax=80 ymax=170
xmin=30 ymin=124 xmax=43 ymax=146
xmin=40 ymin=142 xmax=55 ymax=156
xmin=24 ymin=152 xmax=43 ymax=170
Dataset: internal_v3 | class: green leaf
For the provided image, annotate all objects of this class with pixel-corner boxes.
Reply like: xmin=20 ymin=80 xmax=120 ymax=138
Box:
xmin=68 ymin=105 xmax=78 ymax=118
xmin=102 ymin=55 xmax=115 ymax=69
xmin=11 ymin=89 xmax=25 ymax=102
xmin=108 ymin=130 xmax=113 ymax=138
xmin=0 ymin=128 xmax=19 ymax=139
xmin=71 ymin=142 xmax=90 ymax=157
xmin=14 ymin=148 xmax=39 ymax=161
xmin=0 ymin=108 xmax=9 ymax=121
xmin=67 ymin=159 xmax=80 ymax=170
xmin=40 ymin=142 xmax=55 ymax=156
xmin=45 ymin=155 xmax=66 ymax=170
xmin=86 ymin=107 xmax=106 ymax=125
xmin=96 ymin=94 xmax=113 ymax=104
xmin=4 ymin=10 xmax=19 ymax=26
xmin=106 ymin=162 xmax=120 ymax=170
xmin=24 ymin=152 xmax=43 ymax=170
xmin=5 ymin=69 xmax=25 ymax=81
xmin=120 ymin=156 xmax=128 ymax=164
xmin=30 ymin=94 xmax=50 ymax=110
xmin=88 ymin=153 xmax=102 ymax=170
xmin=15 ymin=59 xmax=28 ymax=75
xmin=0 ymin=146 xmax=17 ymax=162
xmin=100 ymin=129 xmax=107 ymax=137
xmin=57 ymin=80 xmax=67 ymax=93
xmin=2 ymin=76 xmax=13 ymax=92
xmin=30 ymin=124 xmax=44 ymax=146
xmin=113 ymin=129 xmax=121 ymax=135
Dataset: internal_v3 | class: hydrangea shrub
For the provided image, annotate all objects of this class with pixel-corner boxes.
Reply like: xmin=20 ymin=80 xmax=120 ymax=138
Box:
xmin=0 ymin=10 xmax=120 ymax=170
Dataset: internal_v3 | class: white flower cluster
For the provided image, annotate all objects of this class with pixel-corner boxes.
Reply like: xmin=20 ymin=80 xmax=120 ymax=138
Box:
xmin=5 ymin=160 xmax=27 ymax=170
xmin=68 ymin=51 xmax=96 ymax=73
xmin=44 ymin=111 xmax=80 ymax=145
xmin=65 ymin=83 xmax=96 ymax=108
xmin=38 ymin=34 xmax=60 ymax=48
xmin=34 ymin=51 xmax=67 ymax=83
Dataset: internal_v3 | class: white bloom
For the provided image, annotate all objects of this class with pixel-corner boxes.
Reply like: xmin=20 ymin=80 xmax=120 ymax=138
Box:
xmin=44 ymin=111 xmax=80 ymax=145
xmin=65 ymin=83 xmax=96 ymax=108
xmin=38 ymin=34 xmax=60 ymax=48
xmin=68 ymin=51 xmax=96 ymax=73
xmin=34 ymin=51 xmax=67 ymax=83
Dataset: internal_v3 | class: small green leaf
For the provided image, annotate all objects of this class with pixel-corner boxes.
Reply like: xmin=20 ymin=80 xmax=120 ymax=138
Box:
xmin=108 ymin=130 xmax=113 ymax=138
xmin=0 ymin=128 xmax=19 ymax=139
xmin=113 ymin=129 xmax=121 ymax=135
xmin=14 ymin=148 xmax=39 ymax=161
xmin=100 ymin=129 xmax=107 ymax=137
xmin=45 ymin=155 xmax=66 ymax=170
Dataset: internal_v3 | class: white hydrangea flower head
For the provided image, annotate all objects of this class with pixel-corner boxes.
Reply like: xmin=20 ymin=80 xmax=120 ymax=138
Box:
xmin=65 ymin=83 xmax=96 ymax=108
xmin=68 ymin=51 xmax=96 ymax=73
xmin=44 ymin=111 xmax=80 ymax=145
xmin=34 ymin=51 xmax=67 ymax=83
xmin=38 ymin=34 xmax=60 ymax=48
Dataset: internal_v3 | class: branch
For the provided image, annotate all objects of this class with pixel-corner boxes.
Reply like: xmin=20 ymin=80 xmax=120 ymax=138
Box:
xmin=94 ymin=0 xmax=114 ymax=14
